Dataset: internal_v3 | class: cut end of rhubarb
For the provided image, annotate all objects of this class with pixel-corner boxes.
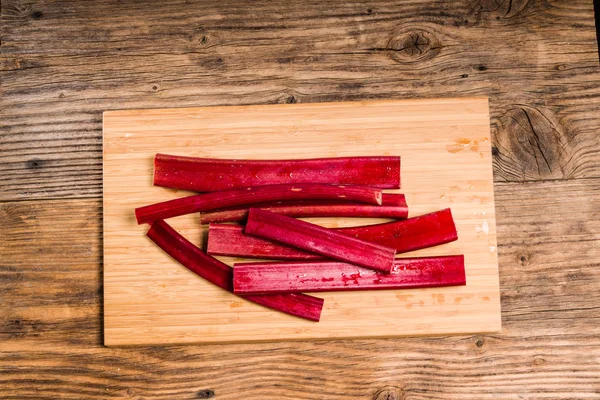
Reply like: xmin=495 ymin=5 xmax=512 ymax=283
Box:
xmin=398 ymin=157 xmax=402 ymax=189
xmin=375 ymin=191 xmax=383 ymax=205
xmin=134 ymin=208 xmax=145 ymax=225
xmin=152 ymin=154 xmax=160 ymax=186
xmin=446 ymin=208 xmax=459 ymax=241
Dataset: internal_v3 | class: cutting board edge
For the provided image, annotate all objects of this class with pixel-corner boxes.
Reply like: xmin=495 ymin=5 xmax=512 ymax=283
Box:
xmin=104 ymin=322 xmax=503 ymax=347
xmin=101 ymin=96 xmax=490 ymax=118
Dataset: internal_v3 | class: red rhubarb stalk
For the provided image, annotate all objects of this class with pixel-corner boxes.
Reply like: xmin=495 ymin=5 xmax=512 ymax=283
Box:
xmin=339 ymin=208 xmax=458 ymax=252
xmin=208 ymin=223 xmax=317 ymax=260
xmin=233 ymin=255 xmax=466 ymax=294
xmin=135 ymin=184 xmax=383 ymax=225
xmin=200 ymin=194 xmax=408 ymax=223
xmin=154 ymin=154 xmax=401 ymax=192
xmin=146 ymin=219 xmax=324 ymax=321
xmin=245 ymin=208 xmax=397 ymax=273
xmin=207 ymin=209 xmax=458 ymax=260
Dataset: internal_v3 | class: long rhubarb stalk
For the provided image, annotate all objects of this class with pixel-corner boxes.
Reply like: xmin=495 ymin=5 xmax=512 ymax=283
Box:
xmin=233 ymin=255 xmax=466 ymax=294
xmin=154 ymin=154 xmax=401 ymax=192
xmin=146 ymin=219 xmax=324 ymax=321
xmin=207 ymin=209 xmax=457 ymax=260
xmin=135 ymin=184 xmax=383 ymax=225
xmin=245 ymin=208 xmax=397 ymax=273
xmin=200 ymin=194 xmax=408 ymax=223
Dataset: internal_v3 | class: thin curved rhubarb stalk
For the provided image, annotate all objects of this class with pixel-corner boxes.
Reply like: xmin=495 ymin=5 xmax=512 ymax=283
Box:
xmin=233 ymin=255 xmax=466 ymax=294
xmin=146 ymin=220 xmax=324 ymax=322
xmin=245 ymin=209 xmax=397 ymax=273
xmin=135 ymin=184 xmax=383 ymax=225
xmin=154 ymin=154 xmax=401 ymax=191
xmin=200 ymin=194 xmax=408 ymax=223
xmin=207 ymin=209 xmax=457 ymax=260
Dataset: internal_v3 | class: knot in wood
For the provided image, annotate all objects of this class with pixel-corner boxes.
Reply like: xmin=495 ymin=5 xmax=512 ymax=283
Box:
xmin=374 ymin=386 xmax=404 ymax=400
xmin=1 ymin=203 xmax=31 ymax=228
xmin=196 ymin=389 xmax=215 ymax=398
xmin=188 ymin=27 xmax=217 ymax=48
xmin=470 ymin=0 xmax=531 ymax=19
xmin=519 ymin=254 xmax=529 ymax=266
xmin=7 ymin=318 xmax=41 ymax=338
xmin=492 ymin=106 xmax=574 ymax=180
xmin=384 ymin=29 xmax=441 ymax=63
xmin=278 ymin=94 xmax=299 ymax=104
xmin=4 ymin=4 xmax=33 ymax=20
xmin=533 ymin=357 xmax=545 ymax=366
xmin=26 ymin=158 xmax=43 ymax=169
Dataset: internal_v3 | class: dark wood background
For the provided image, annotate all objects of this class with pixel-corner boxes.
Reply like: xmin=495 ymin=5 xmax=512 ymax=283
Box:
xmin=2 ymin=0 xmax=600 ymax=398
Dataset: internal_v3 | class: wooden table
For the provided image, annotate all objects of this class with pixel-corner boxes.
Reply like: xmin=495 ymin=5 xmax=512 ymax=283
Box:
xmin=1 ymin=1 xmax=599 ymax=398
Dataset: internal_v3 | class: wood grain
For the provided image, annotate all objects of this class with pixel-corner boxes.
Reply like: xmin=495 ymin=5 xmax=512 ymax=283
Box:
xmin=102 ymin=98 xmax=500 ymax=345
xmin=2 ymin=0 xmax=600 ymax=200
xmin=2 ymin=179 xmax=599 ymax=398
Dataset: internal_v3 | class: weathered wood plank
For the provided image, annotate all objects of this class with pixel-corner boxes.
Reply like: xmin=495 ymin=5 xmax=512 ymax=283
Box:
xmin=1 ymin=0 xmax=599 ymax=200
xmin=1 ymin=0 xmax=598 ymax=56
xmin=1 ymin=178 xmax=599 ymax=398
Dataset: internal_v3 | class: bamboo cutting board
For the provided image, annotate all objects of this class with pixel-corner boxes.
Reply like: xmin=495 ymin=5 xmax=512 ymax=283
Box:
xmin=103 ymin=98 xmax=501 ymax=346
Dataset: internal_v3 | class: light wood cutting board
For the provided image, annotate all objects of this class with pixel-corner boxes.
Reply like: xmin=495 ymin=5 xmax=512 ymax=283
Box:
xmin=103 ymin=98 xmax=501 ymax=346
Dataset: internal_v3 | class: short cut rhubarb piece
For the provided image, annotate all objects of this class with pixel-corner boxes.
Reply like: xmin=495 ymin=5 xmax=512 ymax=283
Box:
xmin=207 ymin=209 xmax=457 ymax=260
xmin=154 ymin=154 xmax=401 ymax=192
xmin=233 ymin=255 xmax=466 ymax=294
xmin=135 ymin=184 xmax=383 ymax=225
xmin=244 ymin=208 xmax=397 ymax=273
xmin=146 ymin=219 xmax=324 ymax=321
xmin=200 ymin=193 xmax=408 ymax=224
xmin=208 ymin=223 xmax=317 ymax=260
xmin=339 ymin=208 xmax=458 ymax=253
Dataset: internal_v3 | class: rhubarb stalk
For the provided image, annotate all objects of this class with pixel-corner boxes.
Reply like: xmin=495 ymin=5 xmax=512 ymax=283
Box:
xmin=154 ymin=154 xmax=401 ymax=192
xmin=200 ymin=193 xmax=408 ymax=223
xmin=245 ymin=208 xmax=397 ymax=273
xmin=208 ymin=223 xmax=317 ymax=260
xmin=207 ymin=209 xmax=458 ymax=260
xmin=146 ymin=219 xmax=324 ymax=321
xmin=135 ymin=184 xmax=383 ymax=225
xmin=340 ymin=208 xmax=458 ymax=252
xmin=233 ymin=255 xmax=466 ymax=294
